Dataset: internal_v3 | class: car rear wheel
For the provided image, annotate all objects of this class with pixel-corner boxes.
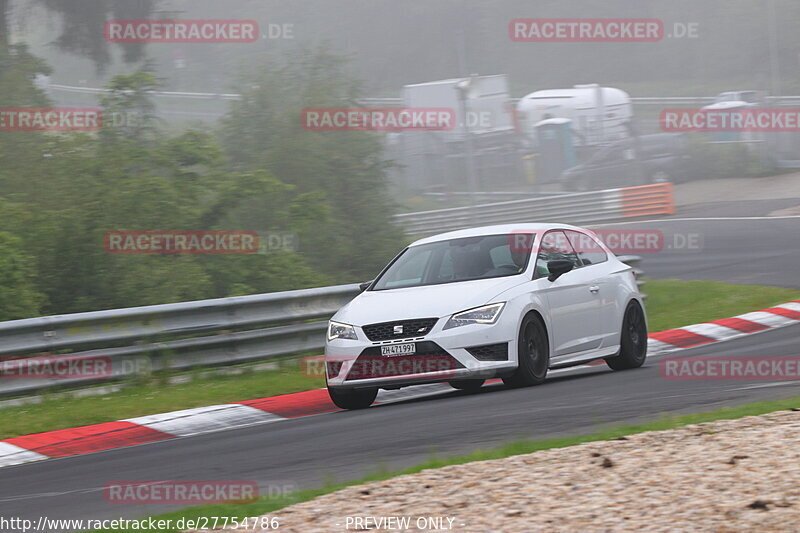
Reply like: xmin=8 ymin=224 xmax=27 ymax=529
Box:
xmin=503 ymin=314 xmax=549 ymax=387
xmin=448 ymin=379 xmax=485 ymax=391
xmin=606 ymin=301 xmax=648 ymax=370
xmin=327 ymin=386 xmax=378 ymax=409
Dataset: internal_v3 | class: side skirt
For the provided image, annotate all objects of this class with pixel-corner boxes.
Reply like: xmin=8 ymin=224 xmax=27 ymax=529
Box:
xmin=549 ymin=345 xmax=620 ymax=369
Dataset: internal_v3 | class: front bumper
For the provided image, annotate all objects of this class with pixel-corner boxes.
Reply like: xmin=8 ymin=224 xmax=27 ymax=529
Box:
xmin=325 ymin=318 xmax=517 ymax=389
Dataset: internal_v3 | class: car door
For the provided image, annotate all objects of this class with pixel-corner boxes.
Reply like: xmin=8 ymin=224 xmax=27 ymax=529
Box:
xmin=566 ymin=230 xmax=619 ymax=348
xmin=535 ymin=230 xmax=603 ymax=357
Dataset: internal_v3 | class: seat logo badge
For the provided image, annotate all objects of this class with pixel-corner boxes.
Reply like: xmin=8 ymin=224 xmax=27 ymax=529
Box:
xmin=393 ymin=325 xmax=403 ymax=334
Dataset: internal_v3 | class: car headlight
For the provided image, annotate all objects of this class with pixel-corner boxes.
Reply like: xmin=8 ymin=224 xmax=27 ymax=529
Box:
xmin=328 ymin=320 xmax=358 ymax=341
xmin=444 ymin=303 xmax=505 ymax=330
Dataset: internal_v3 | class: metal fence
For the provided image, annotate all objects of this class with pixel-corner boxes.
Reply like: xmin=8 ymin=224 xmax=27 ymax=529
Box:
xmin=393 ymin=183 xmax=675 ymax=236
xmin=0 ymin=256 xmax=644 ymax=397
xmin=0 ymin=284 xmax=360 ymax=397
xmin=44 ymin=83 xmax=800 ymax=121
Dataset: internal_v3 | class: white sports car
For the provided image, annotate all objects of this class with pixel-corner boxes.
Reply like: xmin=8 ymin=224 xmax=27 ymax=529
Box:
xmin=325 ymin=223 xmax=647 ymax=409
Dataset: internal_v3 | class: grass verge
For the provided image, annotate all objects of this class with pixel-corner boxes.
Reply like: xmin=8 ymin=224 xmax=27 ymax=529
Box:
xmin=643 ymin=279 xmax=800 ymax=332
xmin=0 ymin=359 xmax=324 ymax=438
xmin=90 ymin=395 xmax=800 ymax=532
xmin=1 ymin=279 xmax=797 ymax=438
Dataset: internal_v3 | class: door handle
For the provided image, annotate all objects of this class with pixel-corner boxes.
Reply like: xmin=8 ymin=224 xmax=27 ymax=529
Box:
xmin=589 ymin=285 xmax=600 ymax=293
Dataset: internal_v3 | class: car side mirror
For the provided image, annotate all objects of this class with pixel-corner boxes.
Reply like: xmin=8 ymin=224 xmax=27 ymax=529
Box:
xmin=547 ymin=260 xmax=574 ymax=282
xmin=359 ymin=280 xmax=373 ymax=292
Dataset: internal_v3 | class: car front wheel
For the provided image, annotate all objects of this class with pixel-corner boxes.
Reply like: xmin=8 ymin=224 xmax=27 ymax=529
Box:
xmin=503 ymin=313 xmax=549 ymax=387
xmin=606 ymin=300 xmax=648 ymax=370
xmin=327 ymin=386 xmax=378 ymax=409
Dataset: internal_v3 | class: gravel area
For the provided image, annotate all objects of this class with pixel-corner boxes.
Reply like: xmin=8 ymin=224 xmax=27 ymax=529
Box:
xmin=191 ymin=409 xmax=800 ymax=532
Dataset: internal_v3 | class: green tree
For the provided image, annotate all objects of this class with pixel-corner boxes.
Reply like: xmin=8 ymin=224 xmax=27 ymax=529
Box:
xmin=220 ymin=48 xmax=406 ymax=281
xmin=0 ymin=230 xmax=44 ymax=320
xmin=2 ymin=70 xmax=332 ymax=315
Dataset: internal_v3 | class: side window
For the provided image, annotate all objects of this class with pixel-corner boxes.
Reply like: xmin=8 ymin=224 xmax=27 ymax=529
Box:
xmin=566 ymin=230 xmax=608 ymax=266
xmin=534 ymin=230 xmax=581 ymax=279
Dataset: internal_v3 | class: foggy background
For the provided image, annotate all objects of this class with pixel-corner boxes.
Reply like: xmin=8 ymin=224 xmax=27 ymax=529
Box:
xmin=10 ymin=0 xmax=800 ymax=96
xmin=1 ymin=0 xmax=799 ymax=318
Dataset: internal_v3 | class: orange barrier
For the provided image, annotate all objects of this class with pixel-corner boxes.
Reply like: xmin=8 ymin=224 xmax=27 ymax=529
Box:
xmin=621 ymin=182 xmax=676 ymax=218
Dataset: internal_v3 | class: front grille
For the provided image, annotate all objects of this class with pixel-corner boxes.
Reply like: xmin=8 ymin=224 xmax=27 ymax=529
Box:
xmin=362 ymin=318 xmax=438 ymax=341
xmin=345 ymin=341 xmax=463 ymax=381
xmin=466 ymin=343 xmax=509 ymax=361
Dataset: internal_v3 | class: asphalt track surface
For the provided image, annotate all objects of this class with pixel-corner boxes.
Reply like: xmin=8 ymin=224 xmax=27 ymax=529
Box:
xmin=596 ymin=198 xmax=800 ymax=288
xmin=1 ymin=200 xmax=798 ymax=531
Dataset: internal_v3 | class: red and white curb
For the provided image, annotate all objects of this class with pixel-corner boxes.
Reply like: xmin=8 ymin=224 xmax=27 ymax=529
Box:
xmin=1 ymin=300 xmax=798 ymax=469
xmin=647 ymin=301 xmax=800 ymax=353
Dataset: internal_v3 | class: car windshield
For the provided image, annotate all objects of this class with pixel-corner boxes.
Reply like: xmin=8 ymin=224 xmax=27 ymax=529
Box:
xmin=371 ymin=234 xmax=534 ymax=291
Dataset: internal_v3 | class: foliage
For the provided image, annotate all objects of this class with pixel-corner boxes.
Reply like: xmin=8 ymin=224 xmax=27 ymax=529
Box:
xmin=686 ymin=134 xmax=773 ymax=180
xmin=0 ymin=227 xmax=45 ymax=319
xmin=220 ymin=47 xmax=405 ymax=281
xmin=35 ymin=0 xmax=155 ymax=71
xmin=0 ymin=45 xmax=401 ymax=318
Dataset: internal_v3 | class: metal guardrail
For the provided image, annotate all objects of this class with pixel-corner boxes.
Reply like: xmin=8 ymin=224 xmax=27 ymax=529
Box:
xmin=47 ymin=84 xmax=243 ymax=101
xmin=0 ymin=254 xmax=645 ymax=397
xmin=0 ymin=284 xmax=360 ymax=356
xmin=44 ymin=84 xmax=800 ymax=108
xmin=393 ymin=183 xmax=675 ymax=236
xmin=0 ymin=285 xmax=360 ymax=397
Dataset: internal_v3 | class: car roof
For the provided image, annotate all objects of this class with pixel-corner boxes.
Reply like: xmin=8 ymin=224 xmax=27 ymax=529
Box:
xmin=409 ymin=223 xmax=587 ymax=247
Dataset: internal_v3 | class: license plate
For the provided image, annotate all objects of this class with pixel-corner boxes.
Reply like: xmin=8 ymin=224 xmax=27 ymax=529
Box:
xmin=381 ymin=343 xmax=416 ymax=356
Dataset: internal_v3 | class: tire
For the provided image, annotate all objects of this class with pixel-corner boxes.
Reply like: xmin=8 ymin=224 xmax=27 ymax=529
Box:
xmin=503 ymin=313 xmax=549 ymax=387
xmin=327 ymin=386 xmax=378 ymax=409
xmin=606 ymin=301 xmax=648 ymax=370
xmin=448 ymin=379 xmax=485 ymax=391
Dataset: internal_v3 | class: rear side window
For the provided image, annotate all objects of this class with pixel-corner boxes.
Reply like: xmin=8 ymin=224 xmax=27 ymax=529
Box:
xmin=534 ymin=230 xmax=581 ymax=278
xmin=566 ymin=230 xmax=608 ymax=266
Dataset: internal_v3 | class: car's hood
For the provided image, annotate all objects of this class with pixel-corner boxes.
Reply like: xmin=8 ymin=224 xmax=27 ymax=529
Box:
xmin=333 ymin=276 xmax=527 ymax=326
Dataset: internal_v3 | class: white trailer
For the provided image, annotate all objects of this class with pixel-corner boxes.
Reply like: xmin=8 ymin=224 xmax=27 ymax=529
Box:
xmin=402 ymin=75 xmax=516 ymax=136
xmin=516 ymin=84 xmax=633 ymax=145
